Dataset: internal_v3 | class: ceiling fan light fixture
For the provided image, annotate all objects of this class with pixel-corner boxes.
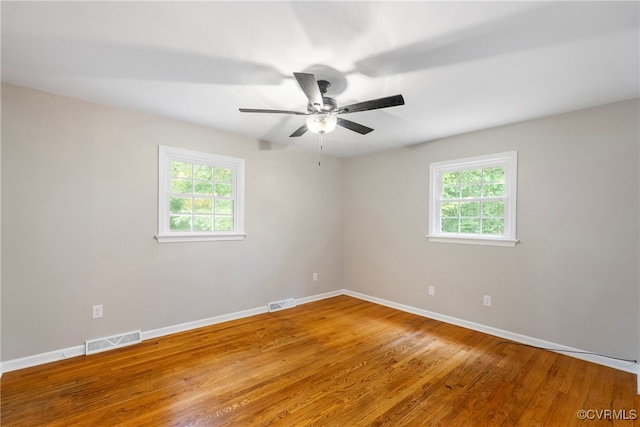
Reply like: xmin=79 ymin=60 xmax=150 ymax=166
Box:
xmin=306 ymin=114 xmax=337 ymax=134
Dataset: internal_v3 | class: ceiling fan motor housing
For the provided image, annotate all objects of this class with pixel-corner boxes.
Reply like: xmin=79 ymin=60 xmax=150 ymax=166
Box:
xmin=312 ymin=79 xmax=337 ymax=112
xmin=319 ymin=96 xmax=337 ymax=112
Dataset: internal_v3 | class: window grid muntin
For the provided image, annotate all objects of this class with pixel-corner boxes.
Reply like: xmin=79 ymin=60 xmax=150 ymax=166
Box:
xmin=437 ymin=164 xmax=508 ymax=236
xmin=158 ymin=146 xmax=245 ymax=242
xmin=429 ymin=151 xmax=517 ymax=244
xmin=168 ymin=160 xmax=236 ymax=232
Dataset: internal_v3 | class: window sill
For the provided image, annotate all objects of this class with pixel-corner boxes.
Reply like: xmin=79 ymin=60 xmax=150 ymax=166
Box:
xmin=426 ymin=235 xmax=518 ymax=247
xmin=156 ymin=233 xmax=247 ymax=243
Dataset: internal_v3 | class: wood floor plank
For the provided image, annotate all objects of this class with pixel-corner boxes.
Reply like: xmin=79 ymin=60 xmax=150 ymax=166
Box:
xmin=1 ymin=295 xmax=637 ymax=426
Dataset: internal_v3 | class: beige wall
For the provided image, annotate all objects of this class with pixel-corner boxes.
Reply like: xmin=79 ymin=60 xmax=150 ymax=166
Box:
xmin=344 ymin=99 xmax=640 ymax=360
xmin=2 ymin=83 xmax=638 ymax=365
xmin=1 ymin=83 xmax=344 ymax=360
xmin=0 ymin=83 xmax=3 ymax=372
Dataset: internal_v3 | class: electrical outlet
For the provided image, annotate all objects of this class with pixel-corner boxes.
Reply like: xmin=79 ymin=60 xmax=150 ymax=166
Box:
xmin=313 ymin=273 xmax=318 ymax=282
xmin=92 ymin=304 xmax=103 ymax=319
xmin=483 ymin=295 xmax=492 ymax=307
xmin=428 ymin=286 xmax=435 ymax=296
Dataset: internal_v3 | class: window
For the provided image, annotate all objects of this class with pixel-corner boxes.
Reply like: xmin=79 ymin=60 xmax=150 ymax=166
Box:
xmin=156 ymin=146 xmax=245 ymax=243
xmin=428 ymin=151 xmax=518 ymax=247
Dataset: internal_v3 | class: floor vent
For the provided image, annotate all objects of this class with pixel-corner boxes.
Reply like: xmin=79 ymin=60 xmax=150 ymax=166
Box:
xmin=85 ymin=330 xmax=142 ymax=355
xmin=268 ymin=298 xmax=297 ymax=313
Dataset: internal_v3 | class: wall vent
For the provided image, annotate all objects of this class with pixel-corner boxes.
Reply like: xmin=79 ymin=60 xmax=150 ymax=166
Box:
xmin=268 ymin=298 xmax=296 ymax=313
xmin=85 ymin=330 xmax=142 ymax=355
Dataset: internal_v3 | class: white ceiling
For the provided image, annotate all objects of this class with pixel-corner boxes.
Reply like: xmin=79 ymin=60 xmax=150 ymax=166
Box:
xmin=2 ymin=1 xmax=638 ymax=158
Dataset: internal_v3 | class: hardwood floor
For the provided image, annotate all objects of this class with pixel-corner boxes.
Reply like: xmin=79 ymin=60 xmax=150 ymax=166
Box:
xmin=1 ymin=295 xmax=638 ymax=426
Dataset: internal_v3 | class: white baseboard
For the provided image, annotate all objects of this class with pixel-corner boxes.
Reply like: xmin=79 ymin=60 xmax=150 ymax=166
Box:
xmin=2 ymin=344 xmax=85 ymax=374
xmin=296 ymin=289 xmax=344 ymax=305
xmin=2 ymin=288 xmax=638 ymax=384
xmin=142 ymin=289 xmax=343 ymax=341
xmin=141 ymin=306 xmax=268 ymax=341
xmin=344 ymin=289 xmax=640 ymax=375
xmin=0 ymin=290 xmax=344 ymax=374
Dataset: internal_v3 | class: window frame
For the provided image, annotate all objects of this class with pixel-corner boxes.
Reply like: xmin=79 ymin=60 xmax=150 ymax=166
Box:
xmin=427 ymin=151 xmax=518 ymax=247
xmin=156 ymin=146 xmax=246 ymax=243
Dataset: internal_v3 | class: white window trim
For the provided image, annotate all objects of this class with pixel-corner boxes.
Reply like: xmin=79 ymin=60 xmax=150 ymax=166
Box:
xmin=427 ymin=151 xmax=518 ymax=247
xmin=156 ymin=146 xmax=246 ymax=243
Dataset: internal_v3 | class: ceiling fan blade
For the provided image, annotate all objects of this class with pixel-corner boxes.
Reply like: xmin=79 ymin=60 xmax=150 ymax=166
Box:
xmin=353 ymin=3 xmax=638 ymax=78
xmin=293 ymin=72 xmax=324 ymax=110
xmin=339 ymin=94 xmax=405 ymax=114
xmin=337 ymin=118 xmax=374 ymax=135
xmin=289 ymin=124 xmax=309 ymax=137
xmin=4 ymin=36 xmax=287 ymax=85
xmin=239 ymin=108 xmax=308 ymax=115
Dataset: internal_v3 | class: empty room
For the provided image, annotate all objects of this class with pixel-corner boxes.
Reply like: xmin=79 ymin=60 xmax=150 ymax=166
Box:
xmin=1 ymin=1 xmax=639 ymax=425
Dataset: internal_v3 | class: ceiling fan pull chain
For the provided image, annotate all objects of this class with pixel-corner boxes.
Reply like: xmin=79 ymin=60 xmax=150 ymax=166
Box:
xmin=317 ymin=133 xmax=323 ymax=166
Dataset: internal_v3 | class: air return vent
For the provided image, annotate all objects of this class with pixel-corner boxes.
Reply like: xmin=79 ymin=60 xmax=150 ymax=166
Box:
xmin=268 ymin=298 xmax=296 ymax=313
xmin=85 ymin=330 xmax=142 ymax=355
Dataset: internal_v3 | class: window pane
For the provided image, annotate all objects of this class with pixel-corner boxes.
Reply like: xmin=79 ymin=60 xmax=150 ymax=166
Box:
xmin=483 ymin=167 xmax=505 ymax=183
xmin=170 ymin=197 xmax=192 ymax=214
xmin=483 ymin=184 xmax=505 ymax=197
xmin=170 ymin=215 xmax=192 ymax=231
xmin=482 ymin=218 xmax=504 ymax=235
xmin=194 ymin=181 xmax=213 ymax=195
xmin=159 ymin=147 xmax=245 ymax=241
xmin=215 ymin=199 xmax=234 ymax=215
xmin=482 ymin=201 xmax=504 ymax=217
xmin=215 ymin=183 xmax=233 ymax=197
xmin=442 ymin=171 xmax=459 ymax=186
xmin=170 ymin=179 xmax=193 ymax=194
xmin=441 ymin=202 xmax=458 ymax=217
xmin=194 ymin=198 xmax=213 ymax=214
xmin=215 ymin=168 xmax=233 ymax=183
xmin=461 ymin=184 xmax=482 ymax=198
xmin=171 ymin=162 xmax=192 ymax=178
xmin=460 ymin=201 xmax=480 ymax=217
xmin=194 ymin=164 xmax=213 ymax=180
xmin=428 ymin=152 xmax=516 ymax=243
xmin=194 ymin=215 xmax=213 ymax=231
xmin=461 ymin=169 xmax=482 ymax=184
xmin=214 ymin=216 xmax=233 ymax=231
xmin=460 ymin=218 xmax=480 ymax=234
xmin=441 ymin=218 xmax=459 ymax=233
xmin=442 ymin=185 xmax=459 ymax=199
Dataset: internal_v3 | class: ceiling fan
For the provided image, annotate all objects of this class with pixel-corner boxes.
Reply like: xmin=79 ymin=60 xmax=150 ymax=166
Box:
xmin=239 ymin=72 xmax=405 ymax=137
